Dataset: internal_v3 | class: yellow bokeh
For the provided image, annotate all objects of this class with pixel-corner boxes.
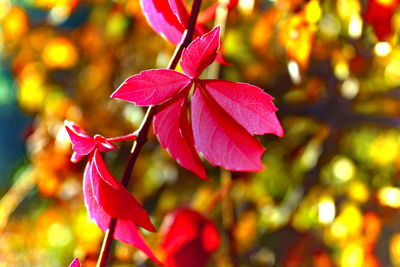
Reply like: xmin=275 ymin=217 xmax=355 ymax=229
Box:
xmin=17 ymin=63 xmax=47 ymax=112
xmin=42 ymin=37 xmax=78 ymax=69
xmin=347 ymin=181 xmax=370 ymax=203
xmin=377 ymin=187 xmax=400 ymax=208
xmin=35 ymin=0 xmax=78 ymax=9
xmin=340 ymin=243 xmax=364 ymax=267
xmin=369 ymin=133 xmax=399 ymax=166
xmin=2 ymin=7 xmax=28 ymax=40
xmin=305 ymin=0 xmax=321 ymax=24
xmin=337 ymin=0 xmax=361 ymax=20
xmin=279 ymin=14 xmax=315 ymax=69
xmin=329 ymin=203 xmax=363 ymax=242
xmin=390 ymin=233 xmax=400 ymax=265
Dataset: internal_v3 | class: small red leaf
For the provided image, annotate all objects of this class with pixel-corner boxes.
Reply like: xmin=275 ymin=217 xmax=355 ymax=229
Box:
xmin=90 ymin=150 xmax=156 ymax=232
xmin=83 ymin=156 xmax=161 ymax=264
xmin=111 ymin=69 xmax=192 ymax=106
xmin=154 ymin=93 xmax=207 ymax=180
xmin=191 ymin=87 xmax=265 ymax=172
xmin=69 ymin=258 xmax=81 ymax=267
xmin=201 ymin=80 xmax=284 ymax=137
xmin=94 ymin=135 xmax=117 ymax=152
xmin=140 ymin=0 xmax=185 ymax=44
xmin=65 ymin=122 xmax=96 ymax=156
xmin=181 ymin=26 xmax=220 ymax=78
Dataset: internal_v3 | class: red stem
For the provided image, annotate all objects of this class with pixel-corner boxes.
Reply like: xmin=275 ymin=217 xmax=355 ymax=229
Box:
xmin=96 ymin=1 xmax=203 ymax=266
xmin=107 ymin=132 xmax=137 ymax=142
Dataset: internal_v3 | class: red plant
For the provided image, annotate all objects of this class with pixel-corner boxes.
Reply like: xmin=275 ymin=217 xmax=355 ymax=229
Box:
xmin=112 ymin=26 xmax=283 ymax=179
xmin=65 ymin=121 xmax=160 ymax=264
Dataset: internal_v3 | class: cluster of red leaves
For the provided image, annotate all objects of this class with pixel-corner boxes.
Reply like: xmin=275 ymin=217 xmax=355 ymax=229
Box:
xmin=112 ymin=26 xmax=283 ymax=179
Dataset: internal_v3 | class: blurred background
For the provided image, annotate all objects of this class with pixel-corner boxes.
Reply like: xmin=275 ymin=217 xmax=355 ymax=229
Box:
xmin=1 ymin=0 xmax=400 ymax=266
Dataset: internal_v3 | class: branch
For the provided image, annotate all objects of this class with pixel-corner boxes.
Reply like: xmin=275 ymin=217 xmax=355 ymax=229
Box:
xmin=96 ymin=1 xmax=203 ymax=266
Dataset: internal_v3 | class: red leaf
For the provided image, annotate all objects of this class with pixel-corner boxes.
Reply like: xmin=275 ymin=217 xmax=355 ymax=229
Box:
xmin=181 ymin=26 xmax=220 ymax=78
xmin=201 ymin=80 xmax=283 ymax=137
xmin=140 ymin=0 xmax=185 ymax=44
xmin=90 ymin=150 xmax=156 ymax=232
xmin=64 ymin=121 xmax=117 ymax=163
xmin=115 ymin=220 xmax=162 ymax=265
xmin=69 ymin=258 xmax=81 ymax=267
xmin=111 ymin=69 xmax=192 ymax=106
xmin=83 ymin=156 xmax=161 ymax=264
xmin=168 ymin=0 xmax=189 ymax=26
xmin=93 ymin=135 xmax=118 ymax=152
xmin=154 ymin=93 xmax=207 ymax=179
xmin=160 ymin=208 xmax=220 ymax=267
xmin=65 ymin=122 xmax=96 ymax=156
xmin=191 ymin=87 xmax=265 ymax=172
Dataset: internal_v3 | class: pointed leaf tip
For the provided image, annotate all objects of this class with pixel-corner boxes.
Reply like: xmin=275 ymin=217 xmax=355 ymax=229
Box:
xmin=69 ymin=258 xmax=81 ymax=267
xmin=154 ymin=96 xmax=207 ymax=180
xmin=91 ymin=150 xmax=156 ymax=232
xmin=181 ymin=26 xmax=221 ymax=78
xmin=201 ymin=80 xmax=284 ymax=137
xmin=64 ymin=122 xmax=96 ymax=156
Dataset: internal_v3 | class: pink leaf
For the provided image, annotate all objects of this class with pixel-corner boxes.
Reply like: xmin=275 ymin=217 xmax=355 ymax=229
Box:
xmin=111 ymin=69 xmax=192 ymax=106
xmin=191 ymin=87 xmax=265 ymax=172
xmin=201 ymin=80 xmax=284 ymax=137
xmin=83 ymin=156 xmax=161 ymax=264
xmin=154 ymin=93 xmax=207 ymax=180
xmin=65 ymin=123 xmax=96 ymax=156
xmin=140 ymin=0 xmax=185 ymax=44
xmin=93 ymin=135 xmax=117 ymax=152
xmin=71 ymin=151 xmax=85 ymax=164
xmin=69 ymin=258 xmax=81 ymax=267
xmin=168 ymin=0 xmax=189 ymax=26
xmin=90 ymin=150 xmax=156 ymax=232
xmin=181 ymin=26 xmax=220 ymax=78
xmin=115 ymin=220 xmax=162 ymax=265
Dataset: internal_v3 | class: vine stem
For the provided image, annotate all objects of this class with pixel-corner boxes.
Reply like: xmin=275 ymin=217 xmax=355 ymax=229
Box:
xmin=96 ymin=1 xmax=203 ymax=266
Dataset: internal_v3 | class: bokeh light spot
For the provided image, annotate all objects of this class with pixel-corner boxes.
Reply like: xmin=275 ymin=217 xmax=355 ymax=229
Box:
xmin=378 ymin=187 xmax=400 ymax=208
xmin=42 ymin=37 xmax=78 ymax=69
